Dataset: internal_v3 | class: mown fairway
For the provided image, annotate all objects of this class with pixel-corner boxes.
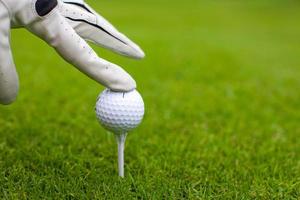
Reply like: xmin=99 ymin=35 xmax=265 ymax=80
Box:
xmin=0 ymin=0 xmax=300 ymax=199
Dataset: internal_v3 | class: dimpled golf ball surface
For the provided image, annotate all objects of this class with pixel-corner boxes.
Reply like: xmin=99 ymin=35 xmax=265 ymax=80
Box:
xmin=95 ymin=89 xmax=145 ymax=133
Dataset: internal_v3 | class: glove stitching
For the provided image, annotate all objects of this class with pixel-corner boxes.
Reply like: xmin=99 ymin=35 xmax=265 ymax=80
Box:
xmin=0 ymin=0 xmax=12 ymax=18
xmin=63 ymin=2 xmax=92 ymax=14
xmin=65 ymin=17 xmax=128 ymax=45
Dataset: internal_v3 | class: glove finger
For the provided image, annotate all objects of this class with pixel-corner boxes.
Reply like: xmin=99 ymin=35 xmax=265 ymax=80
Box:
xmin=59 ymin=0 xmax=145 ymax=59
xmin=27 ymin=9 xmax=136 ymax=92
xmin=0 ymin=2 xmax=19 ymax=105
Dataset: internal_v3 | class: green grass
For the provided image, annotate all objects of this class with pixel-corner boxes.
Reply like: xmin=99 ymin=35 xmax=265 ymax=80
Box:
xmin=1 ymin=0 xmax=300 ymax=199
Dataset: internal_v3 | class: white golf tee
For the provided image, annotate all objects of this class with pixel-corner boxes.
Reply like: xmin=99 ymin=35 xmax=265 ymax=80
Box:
xmin=116 ymin=133 xmax=127 ymax=177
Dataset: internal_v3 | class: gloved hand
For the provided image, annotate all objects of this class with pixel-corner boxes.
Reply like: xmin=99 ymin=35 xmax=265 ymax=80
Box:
xmin=0 ymin=0 xmax=145 ymax=105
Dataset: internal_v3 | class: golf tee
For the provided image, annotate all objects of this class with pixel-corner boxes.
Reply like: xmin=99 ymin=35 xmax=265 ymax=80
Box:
xmin=116 ymin=133 xmax=127 ymax=177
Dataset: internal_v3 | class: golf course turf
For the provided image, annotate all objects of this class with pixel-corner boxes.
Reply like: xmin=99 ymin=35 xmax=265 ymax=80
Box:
xmin=0 ymin=0 xmax=299 ymax=199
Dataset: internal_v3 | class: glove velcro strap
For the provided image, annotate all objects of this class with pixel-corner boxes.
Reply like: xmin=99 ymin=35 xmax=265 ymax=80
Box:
xmin=35 ymin=0 xmax=58 ymax=16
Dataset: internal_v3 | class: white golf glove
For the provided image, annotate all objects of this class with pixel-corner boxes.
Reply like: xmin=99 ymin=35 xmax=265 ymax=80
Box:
xmin=0 ymin=0 xmax=145 ymax=105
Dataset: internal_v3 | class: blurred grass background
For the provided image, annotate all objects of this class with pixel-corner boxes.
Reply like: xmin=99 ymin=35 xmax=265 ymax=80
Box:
xmin=0 ymin=0 xmax=300 ymax=198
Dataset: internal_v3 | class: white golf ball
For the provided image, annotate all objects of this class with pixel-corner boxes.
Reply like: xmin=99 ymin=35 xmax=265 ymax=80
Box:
xmin=95 ymin=89 xmax=145 ymax=134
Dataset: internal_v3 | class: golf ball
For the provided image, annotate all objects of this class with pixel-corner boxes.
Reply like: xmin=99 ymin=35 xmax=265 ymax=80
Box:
xmin=95 ymin=89 xmax=145 ymax=134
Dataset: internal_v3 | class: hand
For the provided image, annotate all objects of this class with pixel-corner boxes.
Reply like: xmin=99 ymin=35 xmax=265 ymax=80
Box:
xmin=0 ymin=0 xmax=145 ymax=105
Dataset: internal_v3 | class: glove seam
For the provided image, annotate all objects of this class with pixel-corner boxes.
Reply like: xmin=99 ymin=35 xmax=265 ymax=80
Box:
xmin=0 ymin=0 xmax=12 ymax=19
